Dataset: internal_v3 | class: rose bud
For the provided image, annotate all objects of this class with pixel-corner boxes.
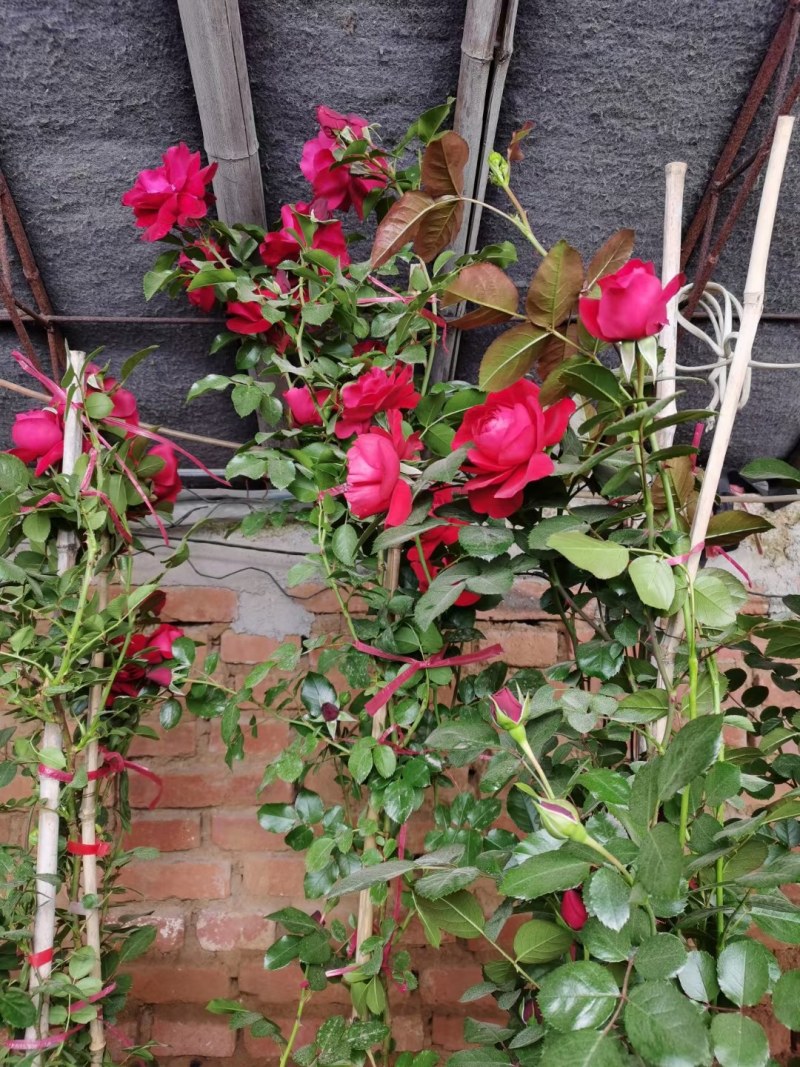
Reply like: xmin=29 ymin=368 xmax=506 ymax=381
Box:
xmin=490 ymin=686 xmax=531 ymax=746
xmin=534 ymin=798 xmax=589 ymax=844
xmin=561 ymin=888 xmax=588 ymax=931
xmin=321 ymin=702 xmax=339 ymax=722
xmin=578 ymin=259 xmax=684 ymax=344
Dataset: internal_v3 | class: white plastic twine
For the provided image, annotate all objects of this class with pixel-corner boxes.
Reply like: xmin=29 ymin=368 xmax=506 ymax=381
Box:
xmin=674 ymin=280 xmax=800 ymax=416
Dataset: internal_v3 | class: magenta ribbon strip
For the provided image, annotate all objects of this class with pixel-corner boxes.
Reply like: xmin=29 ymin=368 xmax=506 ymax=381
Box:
xmin=38 ymin=747 xmax=163 ymax=810
xmin=352 ymin=640 xmax=504 ymax=717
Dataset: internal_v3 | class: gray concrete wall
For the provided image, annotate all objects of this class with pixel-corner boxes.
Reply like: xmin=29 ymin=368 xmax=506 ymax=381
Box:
xmin=1 ymin=0 xmax=798 ymax=470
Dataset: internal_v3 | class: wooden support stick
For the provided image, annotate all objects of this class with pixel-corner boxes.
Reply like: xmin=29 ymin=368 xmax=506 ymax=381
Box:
xmin=178 ymin=0 xmax=266 ymax=227
xmin=355 ymin=547 xmax=401 ymax=965
xmin=80 ymin=557 xmax=108 ymax=1064
xmin=26 ymin=350 xmax=86 ymax=1059
xmin=656 ymin=162 xmax=687 ymax=450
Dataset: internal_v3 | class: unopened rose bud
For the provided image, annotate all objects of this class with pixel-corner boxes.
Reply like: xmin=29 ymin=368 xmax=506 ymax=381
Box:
xmin=321 ymin=702 xmax=339 ymax=722
xmin=535 ymin=798 xmax=589 ymax=843
xmin=560 ymin=888 xmax=588 ymax=931
xmin=490 ymin=687 xmax=527 ymax=732
xmin=488 ymin=151 xmax=510 ymax=187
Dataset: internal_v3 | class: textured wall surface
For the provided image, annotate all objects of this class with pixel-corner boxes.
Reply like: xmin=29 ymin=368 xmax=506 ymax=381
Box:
xmin=1 ymin=1 xmax=799 ymax=469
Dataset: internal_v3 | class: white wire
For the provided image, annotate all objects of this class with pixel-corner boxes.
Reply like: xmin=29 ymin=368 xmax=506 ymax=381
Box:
xmin=673 ymin=281 xmax=800 ymax=416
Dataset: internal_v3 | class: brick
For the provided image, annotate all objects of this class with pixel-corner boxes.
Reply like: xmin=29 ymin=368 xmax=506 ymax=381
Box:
xmin=124 ymin=814 xmax=201 ymax=853
xmin=207 ymin=716 xmax=290 ymax=758
xmin=431 ymin=1014 xmax=470 ymax=1051
xmin=128 ymin=717 xmax=197 ymax=758
xmin=478 ymin=576 xmax=554 ymax=621
xmin=151 ymin=1007 xmax=236 ymax=1058
xmin=124 ymin=858 xmax=230 ymax=901
xmin=221 ymin=631 xmax=300 ymax=665
xmin=124 ymin=912 xmax=186 ymax=953
xmin=163 ymin=585 xmax=238 ymax=624
xmin=288 ymin=582 xmax=368 ymax=615
xmin=129 ymin=766 xmax=290 ymax=809
xmin=238 ymin=961 xmax=350 ymax=1005
xmin=242 ymin=1015 xmax=317 ymax=1057
xmin=196 ymin=909 xmax=276 ymax=951
xmin=393 ymin=1013 xmax=426 ymax=1052
xmin=480 ymin=622 xmax=559 ymax=667
xmin=129 ymin=962 xmax=232 ymax=1004
xmin=242 ymin=854 xmax=307 ymax=899
xmin=211 ymin=810 xmax=285 ymax=852
xmin=420 ymin=962 xmax=484 ymax=1005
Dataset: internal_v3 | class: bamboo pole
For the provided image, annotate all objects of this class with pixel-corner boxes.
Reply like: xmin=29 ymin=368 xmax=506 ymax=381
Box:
xmin=355 ymin=547 xmax=401 ymax=964
xmin=79 ymin=558 xmax=109 ymax=1064
xmin=177 ymin=0 xmax=266 ymax=228
xmin=26 ymin=349 xmax=86 ymax=1058
xmin=654 ymin=117 xmax=794 ymax=731
xmin=656 ymin=162 xmax=687 ymax=450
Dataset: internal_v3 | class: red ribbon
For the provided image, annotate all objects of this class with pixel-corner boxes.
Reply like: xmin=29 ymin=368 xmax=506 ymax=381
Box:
xmin=2 ymin=982 xmax=117 ymax=1050
xmin=352 ymin=640 xmax=504 ymax=717
xmin=38 ymin=748 xmax=162 ymax=810
xmin=27 ymin=947 xmax=54 ymax=968
xmin=67 ymin=841 xmax=110 ymax=857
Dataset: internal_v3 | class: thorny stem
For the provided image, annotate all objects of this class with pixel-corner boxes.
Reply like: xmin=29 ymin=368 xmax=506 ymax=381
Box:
xmin=458 ymin=196 xmax=547 ymax=256
xmin=318 ymin=515 xmax=358 ymax=641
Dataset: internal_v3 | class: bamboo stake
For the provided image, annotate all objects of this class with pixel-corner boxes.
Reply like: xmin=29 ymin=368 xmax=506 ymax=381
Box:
xmin=79 ymin=557 xmax=109 ymax=1064
xmin=355 ymin=547 xmax=401 ymax=964
xmin=654 ymin=118 xmax=794 ymax=732
xmin=26 ymin=350 xmax=86 ymax=1059
xmin=656 ymin=162 xmax=687 ymax=450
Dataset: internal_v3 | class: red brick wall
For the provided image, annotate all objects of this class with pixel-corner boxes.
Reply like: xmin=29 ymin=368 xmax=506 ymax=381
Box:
xmin=1 ymin=575 xmax=794 ymax=1065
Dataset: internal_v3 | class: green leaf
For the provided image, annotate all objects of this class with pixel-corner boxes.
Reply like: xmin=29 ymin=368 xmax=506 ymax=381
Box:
xmin=624 ymin=981 xmax=711 ymax=1067
xmin=634 ymin=934 xmax=687 ymax=979
xmin=0 ymin=453 xmax=30 ymax=492
xmin=119 ymin=925 xmax=157 ymax=963
xmin=539 ymin=1031 xmax=627 ymax=1067
xmin=678 ymin=950 xmax=719 ymax=1003
xmin=710 ymin=1014 xmax=769 ymax=1067
xmin=415 ymin=867 xmax=480 ymax=901
xmin=187 ymin=373 xmax=232 ymax=402
xmin=263 ymin=934 xmax=302 ymax=970
xmin=587 ymin=868 xmax=630 ymax=932
xmin=528 ymin=514 xmax=586 ymax=551
xmin=300 ymin=673 xmax=337 ymax=717
xmin=267 ymin=908 xmax=322 ymax=936
xmin=637 ymin=824 xmax=682 ymax=900
xmin=772 ymin=969 xmax=800 ymax=1028
xmin=331 ymin=525 xmax=358 ymax=567
xmin=512 ymin=919 xmax=573 ymax=963
xmin=159 ymin=699 xmax=182 ymax=730
xmin=68 ymin=946 xmax=97 ymax=980
xmin=628 ymin=555 xmax=676 ymax=612
xmin=500 ymin=853 xmax=591 ymax=900
xmin=580 ymin=918 xmax=631 ymax=963
xmin=187 ymin=266 xmax=237 ymax=291
xmin=0 ymin=989 xmax=37 ymax=1029
xmin=301 ymin=302 xmax=334 ymax=326
xmin=750 ymin=893 xmax=800 ymax=944
xmin=465 ymin=562 xmax=514 ymax=596
xmin=658 ymin=715 xmax=722 ymax=801
xmin=372 ymin=744 xmax=397 ymax=780
xmin=693 ymin=569 xmax=739 ymax=629
xmin=705 ymin=511 xmax=773 ymax=548
xmin=478 ymin=323 xmax=548 ymax=391
xmin=547 ymin=531 xmax=629 ymax=579
xmin=581 ymin=769 xmax=631 ymax=806
xmin=348 ymin=738 xmax=374 ymax=785
xmin=560 ymin=361 xmax=627 ymax=407
xmin=446 ymin=1052 xmax=510 ymax=1066
xmin=575 ymin=640 xmax=624 ymax=681
xmin=83 ymin=390 xmax=114 ymax=420
xmin=458 ymin=525 xmax=514 ymax=561
xmin=740 ymin=457 xmax=800 ymax=484
xmin=329 ymin=859 xmax=416 ymax=896
xmin=417 ymin=890 xmax=485 ymax=938
xmin=525 ymin=240 xmax=584 ymax=330
xmin=258 ymin=803 xmax=297 ymax=835
xmin=716 ymin=940 xmax=772 ymax=1007
xmin=373 ymin=517 xmax=448 ymax=550
xmin=613 ymin=688 xmax=669 ymax=724
xmin=537 ymin=961 xmax=619 ymax=1031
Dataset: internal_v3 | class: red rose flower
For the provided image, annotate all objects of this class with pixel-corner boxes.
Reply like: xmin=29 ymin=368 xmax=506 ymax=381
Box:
xmin=300 ymin=106 xmax=389 ymax=218
xmin=179 ymin=239 xmax=228 ymax=313
xmin=560 ymin=888 xmax=588 ymax=931
xmin=284 ymin=385 xmax=332 ymax=427
xmin=145 ymin=442 xmax=182 ymax=504
xmin=109 ymin=623 xmax=184 ymax=702
xmin=9 ymin=409 xmax=64 ymax=475
xmin=225 ymin=296 xmax=272 ymax=335
xmin=259 ymin=202 xmax=350 ymax=268
xmin=122 ymin=143 xmax=217 ymax=242
xmin=351 ymin=340 xmax=386 ymax=360
xmin=86 ymin=365 xmax=139 ymax=426
xmin=345 ymin=411 xmax=421 ymax=526
xmin=408 ymin=523 xmax=482 ymax=607
xmin=453 ymin=380 xmax=574 ymax=519
xmin=579 ymin=259 xmax=684 ymax=343
xmin=336 ymin=363 xmax=420 ymax=439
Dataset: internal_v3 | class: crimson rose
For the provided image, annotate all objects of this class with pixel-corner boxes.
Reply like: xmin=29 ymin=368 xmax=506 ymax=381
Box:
xmin=122 ymin=143 xmax=217 ymax=242
xmin=579 ymin=259 xmax=684 ymax=343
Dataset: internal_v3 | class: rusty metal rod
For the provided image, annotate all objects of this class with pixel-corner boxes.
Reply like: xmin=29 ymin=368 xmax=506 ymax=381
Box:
xmin=0 ymin=312 xmax=223 ymax=326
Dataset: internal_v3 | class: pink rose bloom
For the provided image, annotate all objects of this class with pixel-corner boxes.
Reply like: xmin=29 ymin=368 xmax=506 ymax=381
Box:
xmin=336 ymin=363 xmax=420 ymax=439
xmin=259 ymin=202 xmax=350 ymax=268
xmin=226 ymin=297 xmax=272 ymax=335
xmin=86 ymin=365 xmax=139 ymax=426
xmin=345 ymin=411 xmax=421 ymax=526
xmin=453 ymin=380 xmax=574 ymax=519
xmin=9 ymin=409 xmax=63 ymax=475
xmin=284 ymin=385 xmax=332 ymax=427
xmin=300 ymin=106 xmax=389 ymax=218
xmin=579 ymin=259 xmax=684 ymax=343
xmin=490 ymin=687 xmax=524 ymax=726
xmin=179 ymin=239 xmax=228 ymax=313
xmin=146 ymin=442 xmax=182 ymax=504
xmin=122 ymin=143 xmax=217 ymax=242
xmin=560 ymin=889 xmax=588 ymax=931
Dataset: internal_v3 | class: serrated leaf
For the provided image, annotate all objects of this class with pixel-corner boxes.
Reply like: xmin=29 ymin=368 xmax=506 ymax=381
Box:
xmin=537 ymin=961 xmax=619 ymax=1031
xmin=512 ymin=919 xmax=572 ymax=963
xmin=444 ymin=262 xmax=519 ymax=329
xmin=716 ymin=940 xmax=772 ymax=1007
xmin=586 ymin=229 xmax=635 ymax=288
xmin=458 ymin=525 xmax=514 ymax=561
xmin=547 ymin=531 xmax=629 ymax=579
xmin=540 ymin=1030 xmax=626 ymax=1067
xmin=500 ymin=853 xmax=590 ymax=900
xmin=624 ymin=981 xmax=711 ymax=1067
xmin=678 ymin=949 xmax=719 ymax=1002
xmin=710 ymin=1014 xmax=768 ymax=1067
xmin=587 ymin=868 xmax=630 ymax=932
xmin=421 ymin=131 xmax=469 ymax=197
xmin=371 ymin=190 xmax=436 ymax=267
xmin=415 ymin=866 xmax=480 ymax=900
xmin=772 ymin=969 xmax=800 ymax=1028
xmin=629 ymin=555 xmax=676 ymax=612
xmin=478 ymin=323 xmax=548 ymax=392
xmin=526 ymin=240 xmax=584 ymax=330
xmin=658 ymin=715 xmax=722 ymax=801
xmin=634 ymin=934 xmax=687 ymax=979
xmin=705 ymin=510 xmax=773 ymax=548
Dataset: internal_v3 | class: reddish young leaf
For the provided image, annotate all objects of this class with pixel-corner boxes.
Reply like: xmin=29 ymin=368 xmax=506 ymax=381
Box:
xmin=526 ymin=240 xmax=584 ymax=330
xmin=413 ymin=197 xmax=464 ymax=262
xmin=444 ymin=262 xmax=519 ymax=329
xmin=585 ymin=228 xmax=635 ymax=289
xmin=421 ymin=131 xmax=469 ymax=197
xmin=508 ymin=121 xmax=534 ymax=163
xmin=478 ymin=322 xmax=548 ymax=392
xmin=371 ymin=190 xmax=436 ymax=267
xmin=535 ymin=323 xmax=579 ymax=380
